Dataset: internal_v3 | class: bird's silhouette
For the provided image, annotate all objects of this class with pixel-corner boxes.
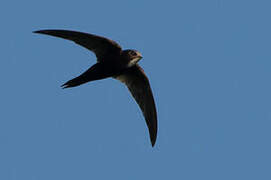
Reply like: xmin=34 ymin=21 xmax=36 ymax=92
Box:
xmin=34 ymin=29 xmax=157 ymax=147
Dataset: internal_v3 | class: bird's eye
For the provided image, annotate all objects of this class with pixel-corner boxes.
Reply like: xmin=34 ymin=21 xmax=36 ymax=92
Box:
xmin=130 ymin=51 xmax=137 ymax=56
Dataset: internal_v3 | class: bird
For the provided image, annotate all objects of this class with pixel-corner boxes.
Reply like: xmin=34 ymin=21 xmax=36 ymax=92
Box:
xmin=33 ymin=29 xmax=157 ymax=147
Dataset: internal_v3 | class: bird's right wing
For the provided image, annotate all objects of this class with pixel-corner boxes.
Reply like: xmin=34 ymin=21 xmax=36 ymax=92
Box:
xmin=34 ymin=29 xmax=122 ymax=61
xmin=115 ymin=65 xmax=157 ymax=147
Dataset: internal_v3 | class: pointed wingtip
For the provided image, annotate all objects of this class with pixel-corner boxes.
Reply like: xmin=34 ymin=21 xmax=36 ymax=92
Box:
xmin=151 ymin=129 xmax=157 ymax=147
xmin=33 ymin=30 xmax=52 ymax=34
xmin=150 ymin=126 xmax=157 ymax=147
xmin=33 ymin=30 xmax=42 ymax=34
xmin=151 ymin=140 xmax=156 ymax=147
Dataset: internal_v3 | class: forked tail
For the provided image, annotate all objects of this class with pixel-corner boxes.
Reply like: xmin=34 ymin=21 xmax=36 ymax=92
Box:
xmin=61 ymin=62 xmax=118 ymax=89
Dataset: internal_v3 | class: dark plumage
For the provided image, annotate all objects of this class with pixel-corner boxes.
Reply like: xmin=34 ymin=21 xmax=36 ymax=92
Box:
xmin=34 ymin=29 xmax=157 ymax=147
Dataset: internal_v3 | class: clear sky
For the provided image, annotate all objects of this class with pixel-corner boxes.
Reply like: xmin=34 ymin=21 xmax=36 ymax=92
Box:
xmin=1 ymin=0 xmax=271 ymax=179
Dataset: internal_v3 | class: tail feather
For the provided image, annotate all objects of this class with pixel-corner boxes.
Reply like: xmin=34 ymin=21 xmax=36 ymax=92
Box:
xmin=61 ymin=62 xmax=118 ymax=89
xmin=61 ymin=76 xmax=87 ymax=89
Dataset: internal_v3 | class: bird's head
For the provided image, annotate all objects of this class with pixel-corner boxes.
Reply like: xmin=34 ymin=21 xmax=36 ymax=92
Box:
xmin=122 ymin=49 xmax=143 ymax=67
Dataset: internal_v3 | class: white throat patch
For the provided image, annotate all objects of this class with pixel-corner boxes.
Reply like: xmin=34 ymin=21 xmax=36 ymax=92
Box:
xmin=128 ymin=57 xmax=141 ymax=67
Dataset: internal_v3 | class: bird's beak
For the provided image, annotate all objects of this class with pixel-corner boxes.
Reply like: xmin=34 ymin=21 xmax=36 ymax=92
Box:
xmin=137 ymin=53 xmax=143 ymax=60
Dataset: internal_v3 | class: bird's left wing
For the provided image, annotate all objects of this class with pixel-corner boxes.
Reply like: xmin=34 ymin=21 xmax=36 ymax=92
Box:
xmin=33 ymin=29 xmax=122 ymax=61
xmin=115 ymin=65 xmax=157 ymax=147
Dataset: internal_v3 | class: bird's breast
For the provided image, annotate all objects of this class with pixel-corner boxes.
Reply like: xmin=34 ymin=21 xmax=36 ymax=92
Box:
xmin=114 ymin=74 xmax=128 ymax=83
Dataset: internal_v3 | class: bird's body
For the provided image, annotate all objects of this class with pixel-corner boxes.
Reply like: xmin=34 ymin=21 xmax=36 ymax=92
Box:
xmin=34 ymin=29 xmax=157 ymax=147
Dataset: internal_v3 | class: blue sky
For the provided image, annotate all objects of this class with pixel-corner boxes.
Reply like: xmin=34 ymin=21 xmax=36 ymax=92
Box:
xmin=1 ymin=0 xmax=271 ymax=179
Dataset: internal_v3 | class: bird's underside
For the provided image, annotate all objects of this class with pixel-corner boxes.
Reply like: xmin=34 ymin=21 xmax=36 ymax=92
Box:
xmin=34 ymin=29 xmax=157 ymax=147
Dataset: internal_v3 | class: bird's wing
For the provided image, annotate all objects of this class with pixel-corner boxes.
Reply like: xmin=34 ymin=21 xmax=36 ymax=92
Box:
xmin=33 ymin=29 xmax=122 ymax=61
xmin=115 ymin=65 xmax=157 ymax=146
